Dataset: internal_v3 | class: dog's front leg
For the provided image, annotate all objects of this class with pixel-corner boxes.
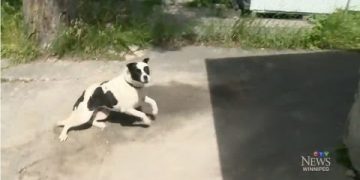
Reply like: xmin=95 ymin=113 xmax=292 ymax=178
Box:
xmin=124 ymin=108 xmax=151 ymax=126
xmin=144 ymin=96 xmax=158 ymax=116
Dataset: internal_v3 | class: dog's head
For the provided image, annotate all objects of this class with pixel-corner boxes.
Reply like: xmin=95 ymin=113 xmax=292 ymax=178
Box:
xmin=126 ymin=58 xmax=151 ymax=87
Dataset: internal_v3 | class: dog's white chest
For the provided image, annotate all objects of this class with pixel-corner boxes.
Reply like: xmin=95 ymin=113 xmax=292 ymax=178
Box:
xmin=105 ymin=79 xmax=145 ymax=111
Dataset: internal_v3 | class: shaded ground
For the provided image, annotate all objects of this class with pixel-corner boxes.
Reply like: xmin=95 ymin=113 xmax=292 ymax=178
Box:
xmin=1 ymin=47 xmax=359 ymax=180
xmin=207 ymin=52 xmax=360 ymax=180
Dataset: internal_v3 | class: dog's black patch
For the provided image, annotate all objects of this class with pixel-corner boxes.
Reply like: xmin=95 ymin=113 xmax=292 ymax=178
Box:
xmin=144 ymin=66 xmax=150 ymax=75
xmin=87 ymin=87 xmax=118 ymax=111
xmin=73 ymin=91 xmax=85 ymax=110
xmin=127 ymin=63 xmax=142 ymax=82
xmin=100 ymin=80 xmax=108 ymax=85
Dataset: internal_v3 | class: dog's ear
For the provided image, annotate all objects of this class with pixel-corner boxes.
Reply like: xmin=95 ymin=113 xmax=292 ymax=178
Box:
xmin=143 ymin=58 xmax=149 ymax=63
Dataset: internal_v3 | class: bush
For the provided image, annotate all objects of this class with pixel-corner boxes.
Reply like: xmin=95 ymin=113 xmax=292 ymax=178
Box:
xmin=308 ymin=10 xmax=360 ymax=49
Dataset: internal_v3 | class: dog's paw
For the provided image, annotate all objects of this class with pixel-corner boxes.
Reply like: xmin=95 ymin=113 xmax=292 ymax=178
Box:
xmin=59 ymin=133 xmax=68 ymax=142
xmin=147 ymin=114 xmax=156 ymax=120
xmin=133 ymin=117 xmax=151 ymax=127
xmin=93 ymin=122 xmax=107 ymax=130
xmin=98 ymin=123 xmax=106 ymax=131
xmin=133 ymin=121 xmax=150 ymax=128
xmin=143 ymin=117 xmax=152 ymax=126
xmin=152 ymin=108 xmax=158 ymax=116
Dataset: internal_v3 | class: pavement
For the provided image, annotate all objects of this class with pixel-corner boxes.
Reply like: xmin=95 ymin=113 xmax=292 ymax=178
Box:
xmin=1 ymin=46 xmax=360 ymax=180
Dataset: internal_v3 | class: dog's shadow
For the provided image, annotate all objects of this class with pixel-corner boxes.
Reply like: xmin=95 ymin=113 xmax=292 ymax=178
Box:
xmin=107 ymin=111 xmax=153 ymax=128
xmin=70 ymin=108 xmax=154 ymax=131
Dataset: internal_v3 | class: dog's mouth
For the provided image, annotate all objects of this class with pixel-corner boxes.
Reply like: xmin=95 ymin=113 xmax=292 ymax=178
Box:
xmin=134 ymin=79 xmax=149 ymax=84
xmin=130 ymin=79 xmax=150 ymax=88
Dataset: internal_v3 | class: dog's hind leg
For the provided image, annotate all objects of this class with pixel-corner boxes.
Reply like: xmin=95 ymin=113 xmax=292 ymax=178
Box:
xmin=124 ymin=108 xmax=151 ymax=126
xmin=92 ymin=108 xmax=110 ymax=129
xmin=58 ymin=110 xmax=94 ymax=142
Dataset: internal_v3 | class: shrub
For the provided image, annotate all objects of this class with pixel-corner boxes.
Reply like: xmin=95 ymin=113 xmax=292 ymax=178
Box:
xmin=308 ymin=10 xmax=360 ymax=49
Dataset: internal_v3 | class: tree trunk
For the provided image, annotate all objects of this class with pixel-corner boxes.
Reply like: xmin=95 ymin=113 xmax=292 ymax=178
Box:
xmin=22 ymin=0 xmax=77 ymax=48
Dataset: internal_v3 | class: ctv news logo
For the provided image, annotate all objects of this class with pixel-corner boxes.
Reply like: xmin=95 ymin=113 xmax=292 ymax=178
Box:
xmin=301 ymin=151 xmax=331 ymax=172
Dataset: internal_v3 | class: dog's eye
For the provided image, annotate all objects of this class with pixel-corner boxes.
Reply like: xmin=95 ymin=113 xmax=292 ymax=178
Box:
xmin=144 ymin=66 xmax=150 ymax=75
xmin=136 ymin=69 xmax=141 ymax=73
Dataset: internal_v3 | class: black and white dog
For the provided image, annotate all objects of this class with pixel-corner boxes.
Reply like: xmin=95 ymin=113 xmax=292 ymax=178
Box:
xmin=57 ymin=58 xmax=158 ymax=142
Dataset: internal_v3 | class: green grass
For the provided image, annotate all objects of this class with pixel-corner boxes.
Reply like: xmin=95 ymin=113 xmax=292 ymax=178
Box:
xmin=1 ymin=0 xmax=360 ymax=63
xmin=308 ymin=10 xmax=360 ymax=49
xmin=1 ymin=1 xmax=39 ymax=64
xmin=50 ymin=0 xmax=195 ymax=58
xmin=194 ymin=18 xmax=312 ymax=49
xmin=185 ymin=0 xmax=232 ymax=8
xmin=196 ymin=10 xmax=360 ymax=49
xmin=51 ymin=21 xmax=151 ymax=58
xmin=50 ymin=5 xmax=194 ymax=58
xmin=230 ymin=18 xmax=313 ymax=49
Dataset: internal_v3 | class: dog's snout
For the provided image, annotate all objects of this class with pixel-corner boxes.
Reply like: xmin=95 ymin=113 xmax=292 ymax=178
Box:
xmin=143 ymin=75 xmax=148 ymax=82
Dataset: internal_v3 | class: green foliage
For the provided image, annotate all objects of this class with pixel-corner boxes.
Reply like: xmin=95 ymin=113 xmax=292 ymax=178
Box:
xmin=196 ymin=10 xmax=360 ymax=49
xmin=51 ymin=0 xmax=197 ymax=57
xmin=308 ymin=10 xmax=360 ymax=49
xmin=231 ymin=18 xmax=312 ymax=49
xmin=1 ymin=1 xmax=39 ymax=63
xmin=75 ymin=0 xmax=162 ymax=25
xmin=195 ymin=18 xmax=311 ymax=49
xmin=186 ymin=0 xmax=232 ymax=8
xmin=2 ymin=0 xmax=360 ymax=63
xmin=195 ymin=21 xmax=232 ymax=44
xmin=51 ymin=20 xmax=151 ymax=58
xmin=148 ymin=8 xmax=195 ymax=46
